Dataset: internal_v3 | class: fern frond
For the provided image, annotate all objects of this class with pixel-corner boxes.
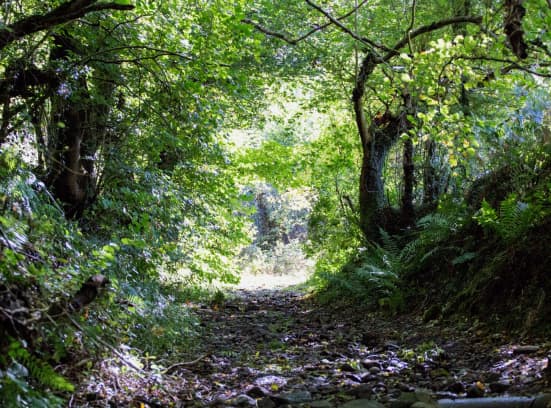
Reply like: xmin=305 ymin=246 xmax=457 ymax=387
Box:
xmin=8 ymin=341 xmax=74 ymax=392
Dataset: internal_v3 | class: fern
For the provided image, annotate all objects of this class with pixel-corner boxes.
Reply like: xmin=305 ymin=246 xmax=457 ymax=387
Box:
xmin=452 ymin=251 xmax=477 ymax=265
xmin=399 ymin=213 xmax=458 ymax=270
xmin=498 ymin=195 xmax=532 ymax=241
xmin=7 ymin=341 xmax=74 ymax=393
xmin=476 ymin=193 xmax=543 ymax=243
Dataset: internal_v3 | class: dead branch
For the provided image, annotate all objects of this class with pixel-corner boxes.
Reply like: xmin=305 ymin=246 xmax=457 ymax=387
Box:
xmin=162 ymin=353 xmax=211 ymax=374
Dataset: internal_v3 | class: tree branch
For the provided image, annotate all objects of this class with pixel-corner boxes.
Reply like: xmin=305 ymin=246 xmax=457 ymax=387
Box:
xmin=243 ymin=0 xmax=380 ymax=48
xmin=456 ymin=55 xmax=551 ymax=78
xmin=305 ymin=0 xmax=389 ymax=51
xmin=241 ymin=18 xmax=299 ymax=44
xmin=0 ymin=0 xmax=135 ymax=50
xmin=385 ymin=15 xmax=483 ymax=61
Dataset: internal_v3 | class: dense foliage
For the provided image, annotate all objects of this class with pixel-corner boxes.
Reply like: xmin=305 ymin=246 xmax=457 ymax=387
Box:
xmin=1 ymin=0 xmax=551 ymax=405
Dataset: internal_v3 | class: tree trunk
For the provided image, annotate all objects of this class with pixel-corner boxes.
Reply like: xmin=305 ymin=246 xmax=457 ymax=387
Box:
xmin=400 ymin=93 xmax=415 ymax=226
xmin=422 ymin=139 xmax=438 ymax=208
xmin=45 ymin=34 xmax=115 ymax=218
xmin=359 ymin=112 xmax=402 ymax=241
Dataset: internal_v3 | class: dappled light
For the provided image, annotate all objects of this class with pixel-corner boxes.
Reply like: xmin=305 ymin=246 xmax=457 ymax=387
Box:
xmin=1 ymin=0 xmax=551 ymax=407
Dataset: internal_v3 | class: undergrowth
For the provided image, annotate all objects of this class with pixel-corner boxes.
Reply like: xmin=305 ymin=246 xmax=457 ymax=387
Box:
xmin=0 ymin=150 xmax=221 ymax=405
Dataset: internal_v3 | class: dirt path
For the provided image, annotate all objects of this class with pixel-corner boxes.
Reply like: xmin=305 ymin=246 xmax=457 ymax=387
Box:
xmin=174 ymin=289 xmax=550 ymax=407
xmin=76 ymin=288 xmax=550 ymax=407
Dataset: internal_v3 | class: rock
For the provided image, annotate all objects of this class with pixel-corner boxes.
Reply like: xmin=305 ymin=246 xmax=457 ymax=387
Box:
xmin=361 ymin=374 xmax=377 ymax=383
xmin=489 ymin=381 xmax=511 ymax=393
xmin=397 ymin=383 xmax=415 ymax=393
xmin=347 ymin=384 xmax=373 ymax=399
xmin=340 ymin=399 xmax=386 ymax=408
xmin=255 ymin=375 xmax=287 ymax=388
xmin=369 ymin=366 xmax=381 ymax=375
xmin=519 ymin=375 xmax=537 ymax=384
xmin=310 ymin=400 xmax=333 ymax=408
xmin=346 ymin=373 xmax=364 ymax=383
xmin=340 ymin=363 xmax=357 ymax=372
xmin=483 ymin=372 xmax=501 ymax=383
xmin=246 ymin=386 xmax=269 ymax=398
xmin=446 ymin=382 xmax=465 ymax=393
xmin=435 ymin=392 xmax=459 ymax=400
xmin=512 ymin=345 xmax=540 ymax=355
xmin=234 ymin=394 xmax=256 ymax=406
xmin=256 ymin=397 xmax=276 ymax=408
xmin=279 ymin=390 xmax=312 ymax=404
xmin=362 ymin=359 xmax=381 ymax=370
xmin=384 ymin=342 xmax=400 ymax=351
xmin=429 ymin=368 xmax=449 ymax=379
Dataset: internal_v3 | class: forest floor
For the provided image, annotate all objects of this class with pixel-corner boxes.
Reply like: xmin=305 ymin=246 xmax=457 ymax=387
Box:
xmin=75 ymin=284 xmax=551 ymax=407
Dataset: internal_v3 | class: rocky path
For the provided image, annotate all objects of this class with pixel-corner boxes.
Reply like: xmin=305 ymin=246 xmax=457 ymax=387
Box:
xmin=170 ymin=289 xmax=550 ymax=407
xmin=77 ymin=288 xmax=550 ymax=407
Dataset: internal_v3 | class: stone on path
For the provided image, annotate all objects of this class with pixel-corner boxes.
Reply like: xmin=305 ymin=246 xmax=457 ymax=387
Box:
xmin=340 ymin=399 xmax=386 ymax=408
xmin=310 ymin=400 xmax=333 ymax=408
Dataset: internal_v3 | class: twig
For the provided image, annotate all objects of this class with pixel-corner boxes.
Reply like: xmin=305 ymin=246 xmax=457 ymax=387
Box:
xmin=454 ymin=55 xmax=551 ymax=78
xmin=162 ymin=353 xmax=210 ymax=374
xmin=305 ymin=0 xmax=389 ymax=51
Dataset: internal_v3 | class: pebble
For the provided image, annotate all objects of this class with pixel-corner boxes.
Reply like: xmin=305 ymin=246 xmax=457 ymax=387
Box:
xmin=369 ymin=366 xmax=381 ymax=375
xmin=362 ymin=359 xmax=382 ymax=369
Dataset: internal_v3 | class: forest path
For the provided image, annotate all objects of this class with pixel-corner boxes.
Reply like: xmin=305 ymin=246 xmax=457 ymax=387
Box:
xmin=172 ymin=288 xmax=549 ymax=407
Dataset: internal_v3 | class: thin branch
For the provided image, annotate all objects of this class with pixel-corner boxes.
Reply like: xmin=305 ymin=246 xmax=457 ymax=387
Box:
xmin=305 ymin=0 xmax=389 ymax=51
xmin=456 ymin=55 xmax=551 ymax=77
xmin=65 ymin=313 xmax=143 ymax=373
xmin=530 ymin=39 xmax=551 ymax=59
xmin=297 ymin=0 xmax=370 ymax=43
xmin=162 ymin=354 xmax=210 ymax=374
xmin=243 ymin=0 xmax=370 ymax=46
xmin=242 ymin=18 xmax=298 ymax=44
